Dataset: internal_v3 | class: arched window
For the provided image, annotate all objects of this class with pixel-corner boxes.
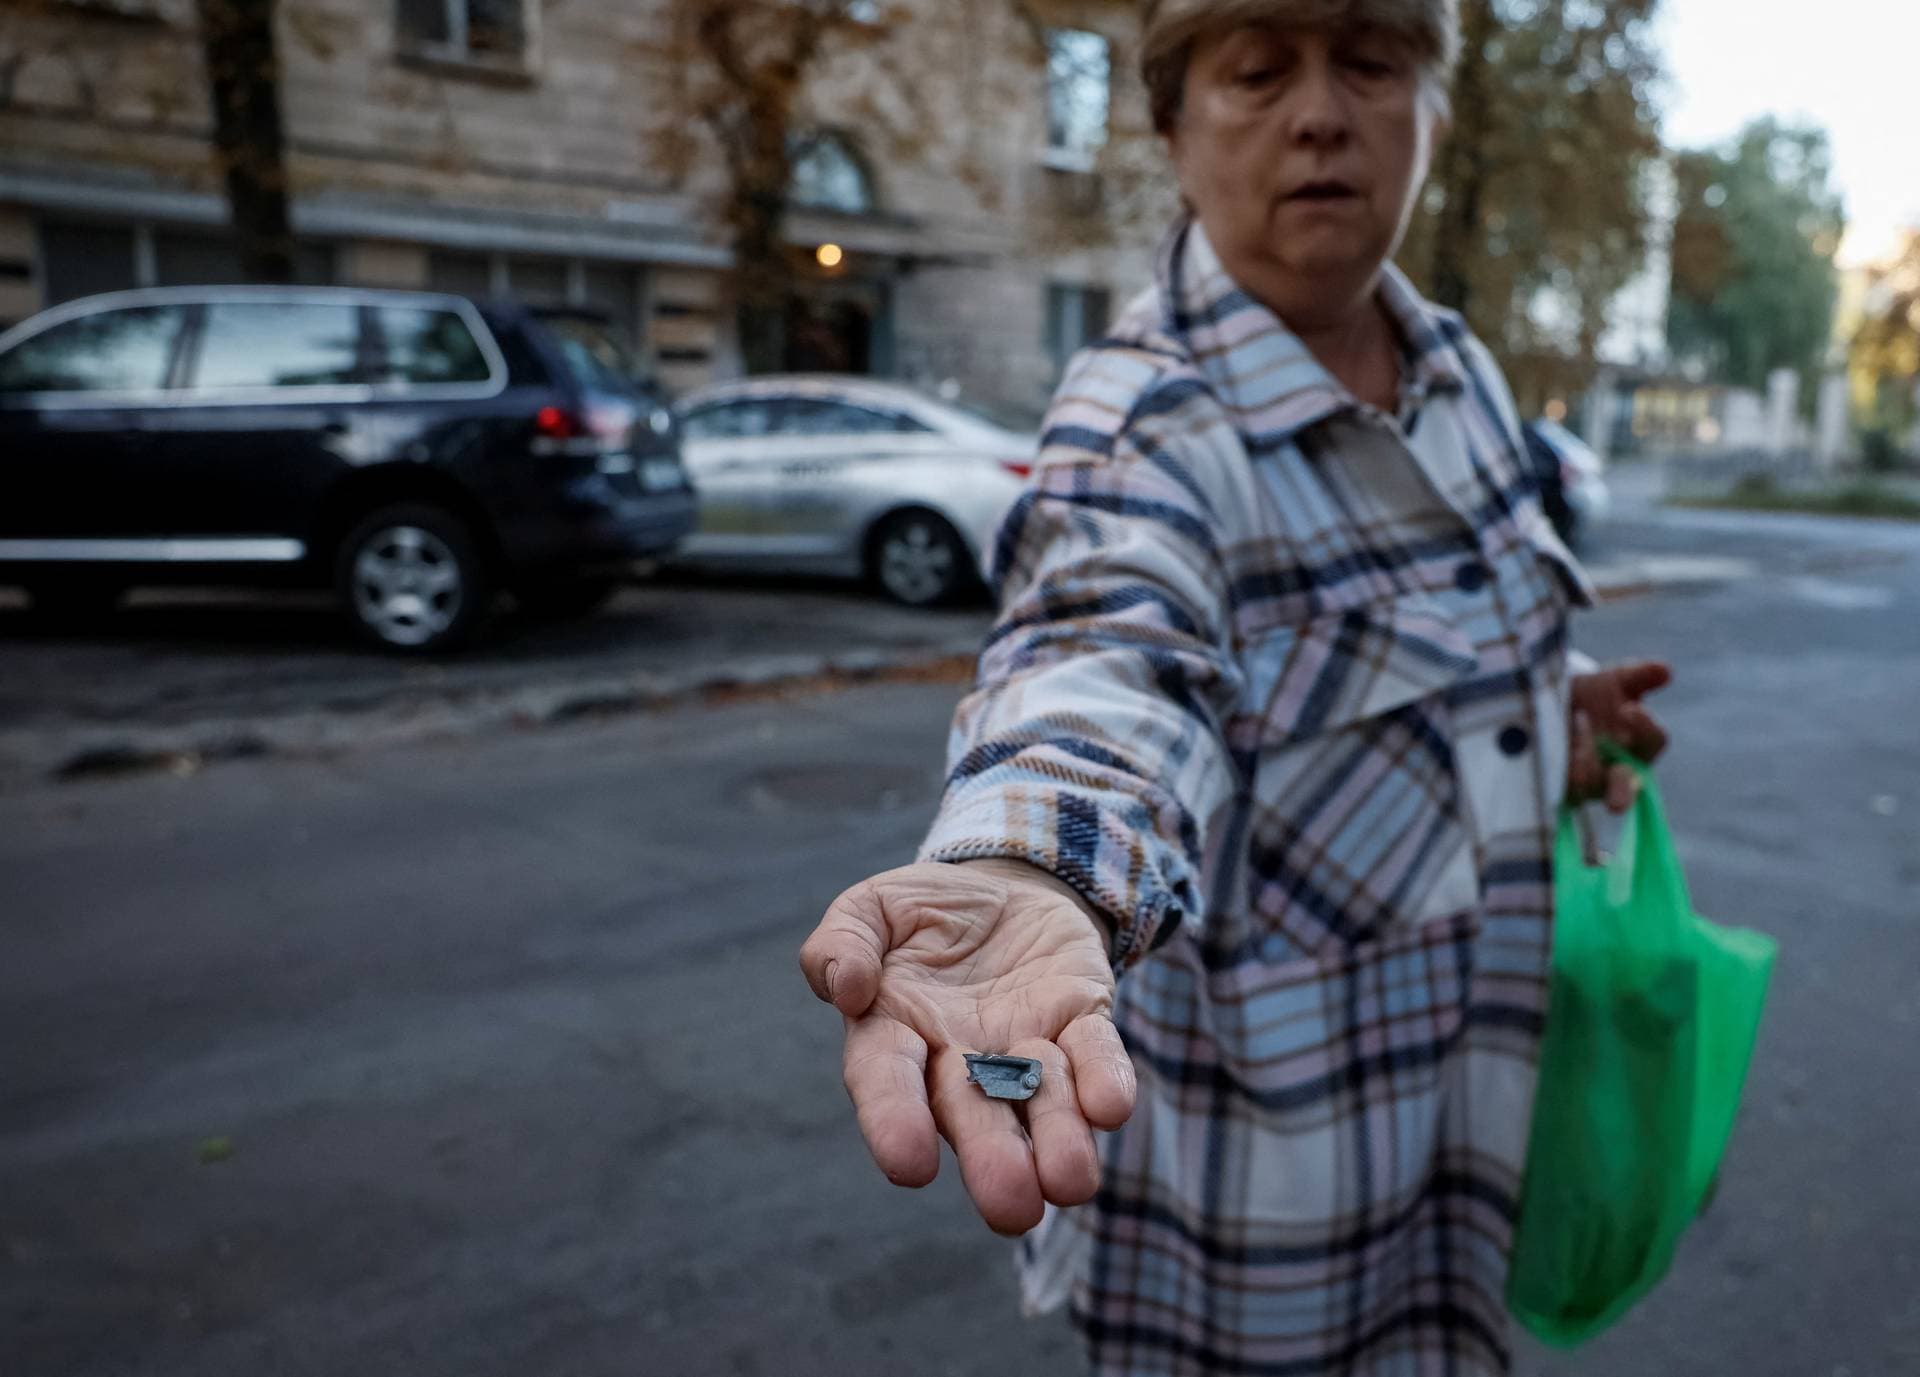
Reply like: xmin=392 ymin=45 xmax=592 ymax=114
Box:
xmin=789 ymin=131 xmax=875 ymax=215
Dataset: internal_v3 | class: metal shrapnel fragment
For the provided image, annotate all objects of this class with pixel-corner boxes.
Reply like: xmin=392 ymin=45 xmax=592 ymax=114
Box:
xmin=963 ymin=1052 xmax=1043 ymax=1101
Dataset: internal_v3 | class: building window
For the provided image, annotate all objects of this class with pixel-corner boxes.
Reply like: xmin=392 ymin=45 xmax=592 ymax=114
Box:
xmin=58 ymin=0 xmax=168 ymax=19
xmin=790 ymin=132 xmax=876 ymax=216
xmin=38 ymin=222 xmax=140 ymax=304
xmin=426 ymin=250 xmax=648 ymax=363
xmin=36 ymin=220 xmax=331 ymax=305
xmin=1045 ymin=29 xmax=1110 ymax=168
xmin=1045 ymin=282 xmax=1110 ymax=373
xmin=150 ymin=232 xmax=334 ymax=288
xmin=397 ymin=0 xmax=530 ymax=65
xmin=426 ymin=250 xmax=495 ymax=299
xmin=503 ymin=255 xmax=567 ymax=305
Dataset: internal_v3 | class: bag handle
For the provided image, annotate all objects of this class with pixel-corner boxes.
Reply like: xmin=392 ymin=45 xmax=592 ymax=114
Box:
xmin=1558 ymin=745 xmax=1690 ymax=913
xmin=1592 ymin=744 xmax=1694 ymax=918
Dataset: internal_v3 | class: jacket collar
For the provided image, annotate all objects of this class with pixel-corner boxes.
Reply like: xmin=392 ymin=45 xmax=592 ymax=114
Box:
xmin=1151 ymin=214 xmax=1471 ymax=450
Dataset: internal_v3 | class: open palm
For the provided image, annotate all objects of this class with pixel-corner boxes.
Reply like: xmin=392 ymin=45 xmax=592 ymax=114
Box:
xmin=800 ymin=861 xmax=1137 ymax=1235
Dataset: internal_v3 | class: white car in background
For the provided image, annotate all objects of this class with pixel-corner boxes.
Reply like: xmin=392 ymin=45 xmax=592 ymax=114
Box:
xmin=673 ymin=375 xmax=1036 ymax=605
xmin=1523 ymin=417 xmax=1613 ymax=549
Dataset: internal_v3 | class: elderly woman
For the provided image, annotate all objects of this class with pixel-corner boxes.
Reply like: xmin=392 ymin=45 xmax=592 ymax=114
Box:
xmin=801 ymin=0 xmax=1670 ymax=1371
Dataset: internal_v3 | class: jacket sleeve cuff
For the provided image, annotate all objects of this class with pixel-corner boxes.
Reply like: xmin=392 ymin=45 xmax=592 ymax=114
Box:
xmin=918 ymin=811 xmax=1193 ymax=973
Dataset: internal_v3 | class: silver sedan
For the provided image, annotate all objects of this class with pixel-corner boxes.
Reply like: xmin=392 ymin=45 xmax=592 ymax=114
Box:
xmin=672 ymin=376 xmax=1035 ymax=605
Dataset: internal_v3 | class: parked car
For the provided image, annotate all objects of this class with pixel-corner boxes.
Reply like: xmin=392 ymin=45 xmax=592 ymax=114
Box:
xmin=0 ymin=287 xmax=696 ymax=651
xmin=1523 ymin=417 xmax=1612 ymax=549
xmin=673 ymin=375 xmax=1034 ymax=605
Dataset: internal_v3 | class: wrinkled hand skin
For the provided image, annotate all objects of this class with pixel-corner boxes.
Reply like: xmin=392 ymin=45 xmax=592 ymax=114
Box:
xmin=1568 ymin=660 xmax=1673 ymax=813
xmin=799 ymin=859 xmax=1137 ymax=1236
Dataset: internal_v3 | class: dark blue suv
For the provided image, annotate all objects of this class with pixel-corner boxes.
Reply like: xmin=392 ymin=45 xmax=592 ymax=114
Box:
xmin=0 ymin=286 xmax=698 ymax=651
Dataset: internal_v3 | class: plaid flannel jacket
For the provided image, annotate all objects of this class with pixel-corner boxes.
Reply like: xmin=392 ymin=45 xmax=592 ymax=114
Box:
xmin=920 ymin=217 xmax=1595 ymax=1376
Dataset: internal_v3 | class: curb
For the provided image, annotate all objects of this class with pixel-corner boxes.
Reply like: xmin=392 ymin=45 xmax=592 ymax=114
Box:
xmin=1587 ymin=555 xmax=1758 ymax=603
xmin=4 ymin=637 xmax=987 ymax=789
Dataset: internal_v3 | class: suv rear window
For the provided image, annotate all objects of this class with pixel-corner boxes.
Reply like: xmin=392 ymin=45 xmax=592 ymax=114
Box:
xmin=376 ymin=306 xmax=493 ymax=385
xmin=191 ymin=302 xmax=363 ymax=390
xmin=539 ymin=313 xmax=639 ymax=394
xmin=0 ymin=305 xmax=188 ymax=393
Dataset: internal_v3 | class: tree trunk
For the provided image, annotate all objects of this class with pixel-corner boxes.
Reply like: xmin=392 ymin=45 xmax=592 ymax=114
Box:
xmin=1428 ymin=0 xmax=1496 ymax=315
xmin=198 ymin=0 xmax=295 ymax=282
xmin=730 ymin=180 xmax=794 ymax=374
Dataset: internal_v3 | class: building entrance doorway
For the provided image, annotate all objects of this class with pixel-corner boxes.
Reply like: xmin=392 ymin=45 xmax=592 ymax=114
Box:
xmin=780 ymin=277 xmax=891 ymax=376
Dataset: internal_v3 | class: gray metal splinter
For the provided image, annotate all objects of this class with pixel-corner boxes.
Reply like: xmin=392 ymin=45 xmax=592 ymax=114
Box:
xmin=963 ymin=1053 xmax=1043 ymax=1101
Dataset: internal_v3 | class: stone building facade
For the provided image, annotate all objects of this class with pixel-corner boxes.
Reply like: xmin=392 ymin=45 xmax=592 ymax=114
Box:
xmin=0 ymin=0 xmax=1161 ymax=417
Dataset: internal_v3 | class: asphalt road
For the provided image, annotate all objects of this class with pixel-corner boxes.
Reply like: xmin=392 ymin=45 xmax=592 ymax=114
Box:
xmin=3 ymin=499 xmax=1917 ymax=1376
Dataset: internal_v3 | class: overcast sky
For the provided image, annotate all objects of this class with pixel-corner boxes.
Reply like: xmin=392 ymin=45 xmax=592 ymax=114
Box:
xmin=1657 ymin=0 xmax=1920 ymax=265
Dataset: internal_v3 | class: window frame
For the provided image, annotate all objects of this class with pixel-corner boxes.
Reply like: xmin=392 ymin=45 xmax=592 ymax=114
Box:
xmin=1044 ymin=281 xmax=1112 ymax=373
xmin=1042 ymin=27 xmax=1112 ymax=171
xmin=788 ymin=130 xmax=879 ymax=216
xmin=396 ymin=0 xmax=539 ymax=78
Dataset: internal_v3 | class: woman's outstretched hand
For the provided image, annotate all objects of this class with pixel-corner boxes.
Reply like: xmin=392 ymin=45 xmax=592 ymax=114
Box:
xmin=799 ymin=859 xmax=1136 ymax=1235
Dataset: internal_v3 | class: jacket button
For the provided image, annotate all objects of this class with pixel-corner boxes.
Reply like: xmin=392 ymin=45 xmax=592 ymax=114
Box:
xmin=1454 ymin=561 xmax=1491 ymax=593
xmin=1498 ymin=725 xmax=1532 ymax=757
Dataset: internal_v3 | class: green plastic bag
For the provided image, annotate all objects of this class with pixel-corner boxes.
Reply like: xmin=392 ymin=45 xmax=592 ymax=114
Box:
xmin=1507 ymin=751 xmax=1777 ymax=1347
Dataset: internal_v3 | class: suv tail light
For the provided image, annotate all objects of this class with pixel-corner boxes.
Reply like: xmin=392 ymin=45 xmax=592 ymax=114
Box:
xmin=534 ymin=406 xmax=582 ymax=440
xmin=532 ymin=405 xmax=629 ymax=457
xmin=999 ymin=458 xmax=1033 ymax=479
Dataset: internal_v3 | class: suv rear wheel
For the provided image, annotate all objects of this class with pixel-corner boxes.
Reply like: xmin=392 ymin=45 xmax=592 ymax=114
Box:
xmin=335 ymin=503 xmax=490 ymax=653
